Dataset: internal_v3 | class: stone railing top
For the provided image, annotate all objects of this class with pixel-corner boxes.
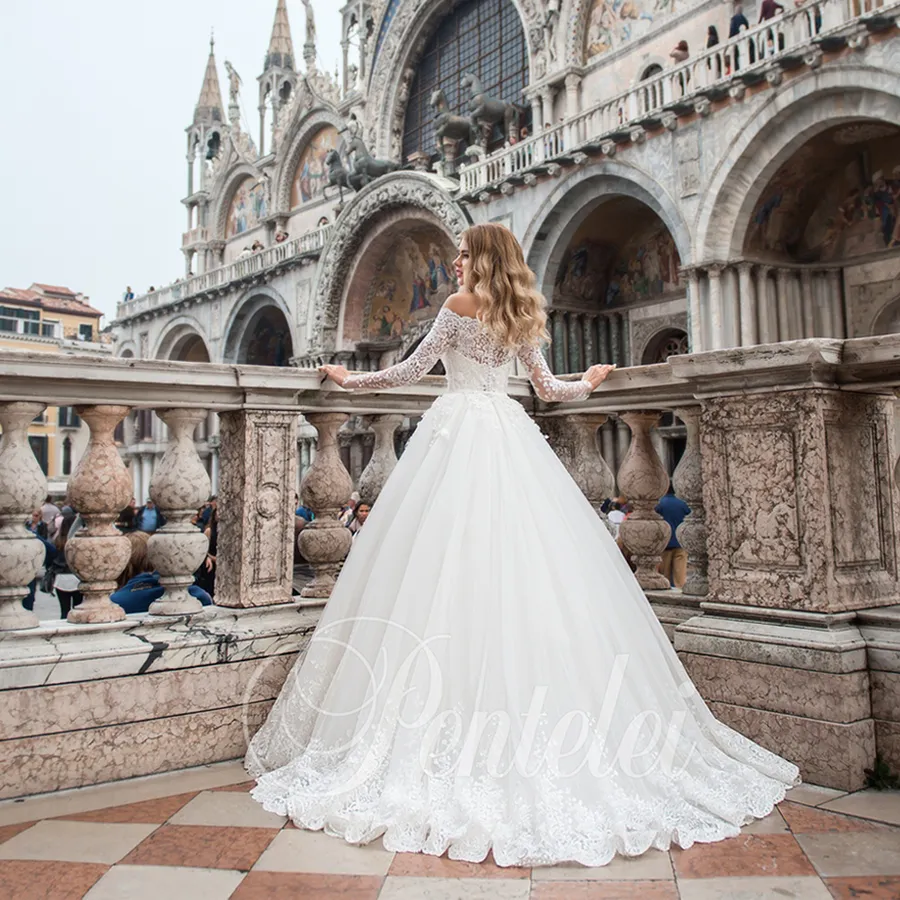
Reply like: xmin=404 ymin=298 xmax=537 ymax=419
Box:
xmin=2 ymin=335 xmax=900 ymax=418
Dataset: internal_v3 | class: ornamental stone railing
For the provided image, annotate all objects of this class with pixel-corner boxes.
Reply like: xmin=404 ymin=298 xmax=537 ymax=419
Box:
xmin=3 ymin=337 xmax=900 ymax=789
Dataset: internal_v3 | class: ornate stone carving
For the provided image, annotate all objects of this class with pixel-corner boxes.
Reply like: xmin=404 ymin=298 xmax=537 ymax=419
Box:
xmin=0 ymin=402 xmax=46 ymax=630
xmin=477 ymin=191 xmax=492 ymax=203
xmin=765 ymin=67 xmax=784 ymax=87
xmin=547 ymin=163 xmax=562 ymax=177
xmin=358 ymin=415 xmax=403 ymax=505
xmin=729 ymin=83 xmax=746 ymax=101
xmin=599 ymin=139 xmax=616 ymax=157
xmin=660 ymin=112 xmax=677 ymax=132
xmin=148 ymin=409 xmax=211 ymax=615
xmin=523 ymin=172 xmax=537 ymax=185
xmin=630 ymin=126 xmax=646 ymax=144
xmin=693 ymin=97 xmax=711 ymax=117
xmin=298 ymin=413 xmax=353 ymax=598
xmin=310 ymin=174 xmax=468 ymax=354
xmin=672 ymin=407 xmax=708 ymax=596
xmin=544 ymin=415 xmax=615 ymax=511
xmin=617 ymin=411 xmax=671 ymax=590
xmin=216 ymin=409 xmax=298 ymax=607
xmin=499 ymin=182 xmax=515 ymax=195
xmin=572 ymin=151 xmax=588 ymax=165
xmin=803 ymin=47 xmax=824 ymax=69
xmin=66 ymin=406 xmax=133 ymax=624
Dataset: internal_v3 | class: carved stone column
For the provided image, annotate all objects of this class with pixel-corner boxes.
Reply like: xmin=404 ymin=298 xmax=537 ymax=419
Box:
xmin=686 ymin=269 xmax=702 ymax=351
xmin=827 ymin=268 xmax=845 ymax=338
xmin=755 ymin=265 xmax=774 ymax=343
xmin=147 ymin=409 xmax=211 ymax=615
xmin=216 ymin=409 xmax=298 ymax=607
xmin=544 ymin=415 xmax=615 ymax=512
xmin=617 ymin=411 xmax=671 ymax=590
xmin=673 ymin=406 xmax=708 ymax=596
xmin=707 ymin=264 xmax=725 ymax=350
xmin=800 ymin=269 xmax=815 ymax=337
xmin=775 ymin=268 xmax=792 ymax=341
xmin=298 ymin=412 xmax=353 ymax=599
xmin=66 ymin=406 xmax=133 ymax=624
xmin=0 ymin=402 xmax=47 ymax=630
xmin=737 ymin=262 xmax=757 ymax=347
xmin=357 ymin=415 xmax=402 ymax=506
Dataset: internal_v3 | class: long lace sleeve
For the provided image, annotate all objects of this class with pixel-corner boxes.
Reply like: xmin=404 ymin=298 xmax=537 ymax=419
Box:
xmin=342 ymin=306 xmax=458 ymax=391
xmin=517 ymin=342 xmax=593 ymax=402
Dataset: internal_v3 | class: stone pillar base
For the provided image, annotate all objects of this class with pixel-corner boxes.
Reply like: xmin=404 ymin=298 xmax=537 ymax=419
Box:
xmin=858 ymin=605 xmax=900 ymax=775
xmin=677 ymin=604 xmax=874 ymax=791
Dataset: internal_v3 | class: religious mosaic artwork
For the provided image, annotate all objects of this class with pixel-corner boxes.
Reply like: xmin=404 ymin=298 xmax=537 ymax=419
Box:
xmin=291 ymin=126 xmax=341 ymax=207
xmin=226 ymin=177 xmax=268 ymax=238
xmin=364 ymin=233 xmax=457 ymax=338
xmin=585 ymin=0 xmax=680 ymax=58
xmin=605 ymin=223 xmax=682 ymax=306
xmin=554 ymin=241 xmax=617 ymax=305
xmin=745 ymin=126 xmax=900 ymax=261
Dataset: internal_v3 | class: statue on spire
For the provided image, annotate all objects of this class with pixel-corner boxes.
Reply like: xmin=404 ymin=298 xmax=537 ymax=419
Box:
xmin=224 ymin=60 xmax=242 ymax=107
xmin=301 ymin=0 xmax=317 ymax=71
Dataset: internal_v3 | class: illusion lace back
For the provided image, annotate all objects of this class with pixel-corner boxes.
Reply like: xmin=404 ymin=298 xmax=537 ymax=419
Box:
xmin=246 ymin=303 xmax=800 ymax=868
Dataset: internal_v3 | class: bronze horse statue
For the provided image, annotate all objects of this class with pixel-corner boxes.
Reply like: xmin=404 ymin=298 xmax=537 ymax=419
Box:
xmin=430 ymin=88 xmax=478 ymax=160
xmin=346 ymin=135 xmax=399 ymax=187
xmin=460 ymin=72 xmax=519 ymax=143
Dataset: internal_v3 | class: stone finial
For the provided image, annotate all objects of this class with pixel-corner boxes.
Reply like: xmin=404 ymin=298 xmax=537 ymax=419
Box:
xmin=672 ymin=407 xmax=708 ymax=596
xmin=148 ymin=409 xmax=211 ymax=615
xmin=66 ymin=406 xmax=133 ymax=624
xmin=617 ymin=411 xmax=671 ymax=590
xmin=358 ymin=415 xmax=402 ymax=506
xmin=298 ymin=412 xmax=353 ymax=598
xmin=0 ymin=402 xmax=47 ymax=630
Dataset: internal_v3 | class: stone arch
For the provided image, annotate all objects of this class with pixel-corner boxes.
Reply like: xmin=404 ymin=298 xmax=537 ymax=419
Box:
xmin=212 ymin=162 xmax=265 ymax=241
xmin=116 ymin=341 xmax=137 ymax=359
xmin=870 ymin=293 xmax=900 ymax=337
xmin=365 ymin=0 xmax=544 ymax=159
xmin=309 ymin=172 xmax=469 ymax=353
xmin=222 ymin=286 xmax=295 ymax=364
xmin=153 ymin=316 xmax=211 ymax=361
xmin=522 ymin=160 xmax=691 ymax=298
xmin=273 ymin=108 xmax=348 ymax=214
xmin=640 ymin=325 xmax=689 ymax=365
xmin=696 ymin=66 xmax=900 ymax=263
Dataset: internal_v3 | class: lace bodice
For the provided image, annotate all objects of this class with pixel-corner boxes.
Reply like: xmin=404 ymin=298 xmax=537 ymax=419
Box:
xmin=343 ymin=307 xmax=592 ymax=402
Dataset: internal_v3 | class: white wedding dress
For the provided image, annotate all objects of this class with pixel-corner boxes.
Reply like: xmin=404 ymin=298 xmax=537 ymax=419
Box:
xmin=246 ymin=306 xmax=800 ymax=867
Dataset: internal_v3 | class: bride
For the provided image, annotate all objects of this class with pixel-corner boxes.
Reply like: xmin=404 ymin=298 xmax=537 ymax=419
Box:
xmin=245 ymin=223 xmax=799 ymax=867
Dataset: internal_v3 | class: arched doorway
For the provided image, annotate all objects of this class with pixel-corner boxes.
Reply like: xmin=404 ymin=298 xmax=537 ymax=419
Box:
xmin=169 ymin=333 xmax=211 ymax=363
xmin=224 ymin=294 xmax=295 ymax=366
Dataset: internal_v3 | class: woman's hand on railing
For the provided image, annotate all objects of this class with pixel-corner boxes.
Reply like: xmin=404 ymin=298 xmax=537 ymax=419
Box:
xmin=583 ymin=364 xmax=616 ymax=390
xmin=319 ymin=364 xmax=350 ymax=387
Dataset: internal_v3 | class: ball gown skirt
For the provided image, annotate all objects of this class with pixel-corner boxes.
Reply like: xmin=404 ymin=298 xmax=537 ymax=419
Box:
xmin=245 ymin=308 xmax=800 ymax=867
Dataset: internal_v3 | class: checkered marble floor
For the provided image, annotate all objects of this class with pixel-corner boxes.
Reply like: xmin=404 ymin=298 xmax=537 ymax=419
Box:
xmin=1 ymin=762 xmax=899 ymax=899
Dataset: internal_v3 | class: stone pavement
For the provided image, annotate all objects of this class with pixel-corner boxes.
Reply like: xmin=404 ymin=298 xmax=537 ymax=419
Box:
xmin=0 ymin=762 xmax=898 ymax=899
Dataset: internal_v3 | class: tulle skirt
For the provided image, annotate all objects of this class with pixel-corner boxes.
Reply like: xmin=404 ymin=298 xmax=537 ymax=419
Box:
xmin=246 ymin=389 xmax=800 ymax=867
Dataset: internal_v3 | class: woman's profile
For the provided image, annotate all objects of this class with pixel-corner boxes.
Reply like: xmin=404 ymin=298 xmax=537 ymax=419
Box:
xmin=246 ymin=223 xmax=799 ymax=867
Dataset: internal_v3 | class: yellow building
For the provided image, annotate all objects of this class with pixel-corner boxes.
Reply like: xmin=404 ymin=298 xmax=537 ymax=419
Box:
xmin=0 ymin=283 xmax=110 ymax=492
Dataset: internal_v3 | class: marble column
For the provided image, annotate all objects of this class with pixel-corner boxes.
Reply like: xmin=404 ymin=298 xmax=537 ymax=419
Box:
xmin=737 ymin=262 xmax=757 ymax=347
xmin=775 ymin=268 xmax=792 ymax=341
xmin=755 ymin=265 xmax=774 ymax=343
xmin=298 ymin=413 xmax=353 ymax=599
xmin=147 ymin=409 xmax=211 ymax=615
xmin=707 ymin=265 xmax=725 ymax=350
xmin=597 ymin=316 xmax=611 ymax=364
xmin=66 ymin=406 xmax=133 ymax=624
xmin=564 ymin=74 xmax=582 ymax=146
xmin=357 ymin=415 xmax=402 ymax=506
xmin=567 ymin=313 xmax=583 ymax=373
xmin=814 ymin=272 xmax=835 ymax=337
xmin=140 ymin=454 xmax=153 ymax=504
xmin=800 ymin=269 xmax=815 ymax=338
xmin=530 ymin=95 xmax=542 ymax=134
xmin=610 ymin=314 xmax=623 ymax=368
xmin=672 ymin=406 xmax=708 ymax=596
xmin=827 ymin=268 xmax=845 ymax=338
xmin=0 ymin=402 xmax=47 ymax=630
xmin=617 ymin=411 xmax=671 ymax=590
xmin=582 ymin=316 xmax=597 ymax=367
xmin=216 ymin=409 xmax=298 ymax=607
xmin=544 ymin=415 xmax=615 ymax=511
xmin=686 ymin=269 xmax=702 ymax=351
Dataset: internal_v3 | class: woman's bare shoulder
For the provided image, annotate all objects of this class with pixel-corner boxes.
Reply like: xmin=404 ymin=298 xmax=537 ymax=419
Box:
xmin=444 ymin=291 xmax=480 ymax=318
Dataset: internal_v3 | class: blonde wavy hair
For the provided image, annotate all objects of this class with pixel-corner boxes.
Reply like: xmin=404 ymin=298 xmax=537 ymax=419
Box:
xmin=461 ymin=223 xmax=549 ymax=348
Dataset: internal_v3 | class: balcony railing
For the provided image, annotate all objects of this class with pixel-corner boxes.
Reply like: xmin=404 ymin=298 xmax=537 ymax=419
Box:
xmin=116 ymin=224 xmax=333 ymax=321
xmin=460 ymin=0 xmax=897 ymax=193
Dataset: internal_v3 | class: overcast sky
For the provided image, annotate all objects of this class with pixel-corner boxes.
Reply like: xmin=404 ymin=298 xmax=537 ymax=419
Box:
xmin=0 ymin=1 xmax=343 ymax=322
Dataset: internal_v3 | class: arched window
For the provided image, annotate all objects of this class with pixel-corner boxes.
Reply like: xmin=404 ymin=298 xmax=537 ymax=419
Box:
xmin=640 ymin=64 xmax=663 ymax=80
xmin=402 ymin=0 xmax=529 ymax=160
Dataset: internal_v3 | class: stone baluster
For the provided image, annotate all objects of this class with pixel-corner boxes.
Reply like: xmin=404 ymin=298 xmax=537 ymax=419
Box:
xmin=617 ymin=411 xmax=671 ymax=590
xmin=147 ymin=409 xmax=211 ymax=615
xmin=66 ymin=406 xmax=133 ymax=624
xmin=0 ymin=402 xmax=47 ymax=630
xmin=737 ymin=262 xmax=757 ymax=347
xmin=357 ymin=415 xmax=403 ymax=506
xmin=216 ymin=408 xmax=299 ymax=607
xmin=544 ymin=415 xmax=615 ymax=512
xmin=298 ymin=413 xmax=353 ymax=599
xmin=672 ymin=407 xmax=708 ymax=596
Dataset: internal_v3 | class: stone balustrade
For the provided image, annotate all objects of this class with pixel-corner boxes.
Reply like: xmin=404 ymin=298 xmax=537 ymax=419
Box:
xmin=3 ymin=336 xmax=900 ymax=791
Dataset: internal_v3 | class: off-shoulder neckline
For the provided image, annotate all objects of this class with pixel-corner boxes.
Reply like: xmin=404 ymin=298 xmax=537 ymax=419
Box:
xmin=441 ymin=306 xmax=481 ymax=324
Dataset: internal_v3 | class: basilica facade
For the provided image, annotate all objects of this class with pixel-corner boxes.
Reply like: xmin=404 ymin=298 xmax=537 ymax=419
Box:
xmin=111 ymin=0 xmax=900 ymax=494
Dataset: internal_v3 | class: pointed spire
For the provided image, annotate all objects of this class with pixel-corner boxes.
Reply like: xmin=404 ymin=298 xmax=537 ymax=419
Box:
xmin=265 ymin=0 xmax=295 ymax=71
xmin=194 ymin=33 xmax=225 ymax=125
